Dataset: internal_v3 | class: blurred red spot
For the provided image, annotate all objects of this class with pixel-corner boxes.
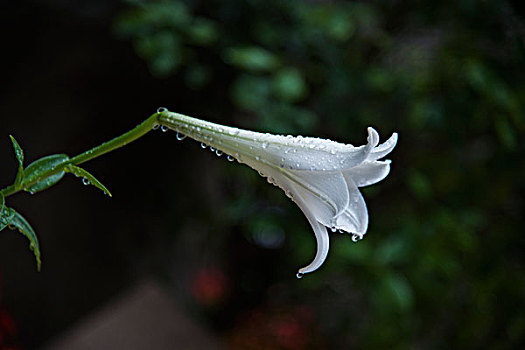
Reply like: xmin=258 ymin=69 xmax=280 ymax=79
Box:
xmin=191 ymin=267 xmax=228 ymax=307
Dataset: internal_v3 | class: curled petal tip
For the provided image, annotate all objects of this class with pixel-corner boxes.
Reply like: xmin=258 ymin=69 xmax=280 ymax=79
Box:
xmin=367 ymin=127 xmax=379 ymax=148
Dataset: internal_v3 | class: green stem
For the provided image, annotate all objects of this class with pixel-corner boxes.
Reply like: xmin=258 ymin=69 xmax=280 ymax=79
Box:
xmin=0 ymin=113 xmax=160 ymax=198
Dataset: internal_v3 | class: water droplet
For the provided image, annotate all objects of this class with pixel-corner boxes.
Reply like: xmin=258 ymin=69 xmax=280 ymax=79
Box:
xmin=227 ymin=155 xmax=235 ymax=162
xmin=200 ymin=142 xmax=207 ymax=149
xmin=296 ymin=272 xmax=303 ymax=279
xmin=331 ymin=226 xmax=337 ymax=233
xmin=352 ymin=234 xmax=361 ymax=243
xmin=176 ymin=132 xmax=186 ymax=141
xmin=196 ymin=126 xmax=201 ymax=132
xmin=262 ymin=142 xmax=269 ymax=149
xmin=157 ymin=107 xmax=167 ymax=113
xmin=160 ymin=126 xmax=169 ymax=132
xmin=152 ymin=124 xmax=160 ymax=130
xmin=255 ymin=156 xmax=260 ymax=161
xmin=330 ymin=149 xmax=336 ymax=155
xmin=82 ymin=178 xmax=90 ymax=186
xmin=210 ymin=146 xmax=215 ymax=152
xmin=215 ymin=150 xmax=223 ymax=156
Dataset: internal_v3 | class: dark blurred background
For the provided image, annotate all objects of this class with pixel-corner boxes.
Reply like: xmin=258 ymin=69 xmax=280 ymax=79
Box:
xmin=1 ymin=0 xmax=524 ymax=349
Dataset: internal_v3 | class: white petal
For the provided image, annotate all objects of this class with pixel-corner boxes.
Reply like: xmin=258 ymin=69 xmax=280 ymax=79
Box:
xmin=344 ymin=160 xmax=391 ymax=187
xmin=335 ymin=176 xmax=369 ymax=234
xmin=283 ymin=170 xmax=349 ymax=225
xmin=290 ymin=183 xmax=330 ymax=276
xmin=368 ymin=132 xmax=398 ymax=161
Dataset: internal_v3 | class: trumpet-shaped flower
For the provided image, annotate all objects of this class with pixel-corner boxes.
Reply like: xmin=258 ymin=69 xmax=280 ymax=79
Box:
xmin=158 ymin=111 xmax=397 ymax=277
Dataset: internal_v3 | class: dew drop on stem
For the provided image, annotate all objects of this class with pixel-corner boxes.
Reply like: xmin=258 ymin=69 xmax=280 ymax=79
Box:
xmin=200 ymin=143 xmax=207 ymax=149
xmin=157 ymin=107 xmax=167 ymax=113
xmin=176 ymin=132 xmax=186 ymax=141
xmin=82 ymin=178 xmax=90 ymax=186
xmin=160 ymin=126 xmax=169 ymax=132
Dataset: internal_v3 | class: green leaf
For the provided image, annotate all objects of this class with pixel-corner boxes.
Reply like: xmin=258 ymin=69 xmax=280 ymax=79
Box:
xmin=23 ymin=154 xmax=70 ymax=194
xmin=1 ymin=205 xmax=41 ymax=270
xmin=223 ymin=47 xmax=280 ymax=72
xmin=9 ymin=135 xmax=24 ymax=189
xmin=64 ymin=165 xmax=112 ymax=197
xmin=0 ymin=194 xmax=6 ymax=231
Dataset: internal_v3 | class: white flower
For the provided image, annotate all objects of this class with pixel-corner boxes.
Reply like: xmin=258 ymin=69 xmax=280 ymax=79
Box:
xmin=158 ymin=111 xmax=397 ymax=277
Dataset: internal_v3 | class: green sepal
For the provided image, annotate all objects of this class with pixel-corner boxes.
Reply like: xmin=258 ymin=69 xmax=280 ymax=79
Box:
xmin=64 ymin=164 xmax=112 ymax=197
xmin=9 ymin=135 xmax=24 ymax=189
xmin=0 ymin=202 xmax=41 ymax=270
xmin=22 ymin=154 xmax=70 ymax=194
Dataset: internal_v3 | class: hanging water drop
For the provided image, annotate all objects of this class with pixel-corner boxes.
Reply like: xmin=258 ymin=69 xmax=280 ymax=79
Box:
xmin=152 ymin=124 xmax=160 ymax=130
xmin=160 ymin=126 xmax=169 ymax=132
xmin=330 ymin=226 xmax=337 ymax=233
xmin=352 ymin=234 xmax=360 ymax=243
xmin=157 ymin=107 xmax=167 ymax=113
xmin=200 ymin=142 xmax=207 ymax=149
xmin=215 ymin=150 xmax=223 ymax=157
xmin=296 ymin=272 xmax=303 ymax=279
xmin=82 ymin=178 xmax=90 ymax=186
xmin=176 ymin=132 xmax=186 ymax=141
xmin=227 ymin=155 xmax=235 ymax=162
xmin=210 ymin=146 xmax=215 ymax=152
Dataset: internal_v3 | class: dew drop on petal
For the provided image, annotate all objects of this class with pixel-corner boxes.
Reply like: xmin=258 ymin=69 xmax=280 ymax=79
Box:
xmin=352 ymin=234 xmax=360 ymax=243
xmin=176 ymin=132 xmax=186 ymax=141
xmin=256 ymin=156 xmax=260 ymax=161
xmin=215 ymin=150 xmax=223 ymax=156
xmin=210 ymin=146 xmax=215 ymax=152
xmin=296 ymin=272 xmax=303 ymax=279
xmin=227 ymin=155 xmax=235 ymax=162
xmin=262 ymin=142 xmax=269 ymax=149
xmin=82 ymin=178 xmax=90 ymax=186
xmin=200 ymin=142 xmax=207 ymax=149
xmin=196 ymin=126 xmax=201 ymax=132
xmin=331 ymin=226 xmax=337 ymax=233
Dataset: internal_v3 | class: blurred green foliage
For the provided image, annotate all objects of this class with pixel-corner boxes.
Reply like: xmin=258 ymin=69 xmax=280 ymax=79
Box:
xmin=115 ymin=0 xmax=524 ymax=348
